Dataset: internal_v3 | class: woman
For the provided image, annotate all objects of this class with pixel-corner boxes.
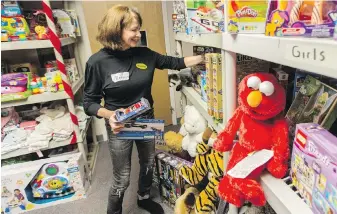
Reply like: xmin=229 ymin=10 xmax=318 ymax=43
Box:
xmin=83 ymin=5 xmax=204 ymax=214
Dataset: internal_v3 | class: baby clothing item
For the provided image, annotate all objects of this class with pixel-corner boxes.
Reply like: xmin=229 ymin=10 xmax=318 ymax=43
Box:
xmin=25 ymin=125 xmax=53 ymax=151
xmin=20 ymin=121 xmax=38 ymax=131
xmin=1 ymin=129 xmax=29 ymax=154
xmin=51 ymin=113 xmax=73 ymax=141
xmin=40 ymin=105 xmax=66 ymax=120
xmin=36 ymin=108 xmax=73 ymax=142
xmin=1 ymin=107 xmax=20 ymax=140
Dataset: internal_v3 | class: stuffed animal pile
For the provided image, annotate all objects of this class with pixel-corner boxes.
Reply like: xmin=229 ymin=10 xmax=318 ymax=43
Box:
xmin=213 ymin=73 xmax=289 ymax=207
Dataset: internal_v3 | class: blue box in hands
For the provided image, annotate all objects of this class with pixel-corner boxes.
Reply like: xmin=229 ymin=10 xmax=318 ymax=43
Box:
xmin=116 ymin=119 xmax=165 ymax=143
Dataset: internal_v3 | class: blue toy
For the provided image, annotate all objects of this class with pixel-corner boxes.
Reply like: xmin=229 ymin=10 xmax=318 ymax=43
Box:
xmin=1 ymin=1 xmax=22 ymax=17
xmin=30 ymin=162 xmax=74 ymax=199
xmin=115 ymin=98 xmax=151 ymax=122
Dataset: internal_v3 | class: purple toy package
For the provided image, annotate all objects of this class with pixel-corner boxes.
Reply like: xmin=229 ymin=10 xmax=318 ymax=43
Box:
xmin=291 ymin=123 xmax=337 ymax=214
xmin=265 ymin=0 xmax=337 ymax=37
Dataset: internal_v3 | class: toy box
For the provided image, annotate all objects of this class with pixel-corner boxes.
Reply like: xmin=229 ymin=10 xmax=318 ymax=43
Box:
xmin=266 ymin=1 xmax=337 ymax=37
xmin=286 ymin=75 xmax=337 ymax=144
xmin=192 ymin=46 xmax=217 ymax=97
xmin=116 ymin=119 xmax=164 ymax=143
xmin=115 ymin=98 xmax=151 ymax=122
xmin=1 ymin=16 xmax=30 ymax=41
xmin=293 ymin=70 xmax=322 ymax=98
xmin=211 ymin=53 xmax=223 ymax=121
xmin=205 ymin=53 xmax=214 ymax=116
xmin=226 ymin=0 xmax=269 ymax=33
xmin=200 ymin=70 xmax=208 ymax=102
xmin=1 ymin=1 xmax=22 ymax=17
xmin=155 ymin=152 xmax=192 ymax=208
xmin=193 ymin=46 xmax=217 ymax=71
xmin=1 ymin=72 xmax=32 ymax=103
xmin=185 ymin=0 xmax=224 ymax=34
xmin=290 ymin=123 xmax=337 ymax=214
xmin=1 ymin=152 xmax=89 ymax=214
xmin=172 ymin=0 xmax=188 ymax=33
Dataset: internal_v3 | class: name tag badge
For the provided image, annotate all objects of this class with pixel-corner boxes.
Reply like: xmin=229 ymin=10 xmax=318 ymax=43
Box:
xmin=111 ymin=72 xmax=129 ymax=83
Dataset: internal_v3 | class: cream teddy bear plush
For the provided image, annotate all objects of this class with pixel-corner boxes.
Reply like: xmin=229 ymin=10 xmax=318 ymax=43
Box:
xmin=180 ymin=105 xmax=207 ymax=157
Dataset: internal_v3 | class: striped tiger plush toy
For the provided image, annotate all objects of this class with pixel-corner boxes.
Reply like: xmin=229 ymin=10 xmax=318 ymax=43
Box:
xmin=179 ymin=127 xmax=224 ymax=213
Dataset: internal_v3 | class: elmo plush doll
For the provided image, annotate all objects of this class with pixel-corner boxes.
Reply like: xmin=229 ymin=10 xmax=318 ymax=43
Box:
xmin=213 ymin=73 xmax=289 ymax=207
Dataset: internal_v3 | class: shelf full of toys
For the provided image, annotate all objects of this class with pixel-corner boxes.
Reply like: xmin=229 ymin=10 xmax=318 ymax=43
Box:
xmin=171 ymin=0 xmax=337 ymax=214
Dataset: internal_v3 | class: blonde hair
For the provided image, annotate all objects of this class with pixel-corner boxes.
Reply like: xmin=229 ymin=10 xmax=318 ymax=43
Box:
xmin=96 ymin=5 xmax=142 ymax=50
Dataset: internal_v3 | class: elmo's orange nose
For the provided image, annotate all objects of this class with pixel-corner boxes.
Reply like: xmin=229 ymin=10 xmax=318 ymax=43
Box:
xmin=247 ymin=91 xmax=262 ymax=108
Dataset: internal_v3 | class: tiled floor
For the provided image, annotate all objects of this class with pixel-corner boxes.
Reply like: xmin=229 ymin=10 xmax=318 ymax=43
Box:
xmin=27 ymin=140 xmax=173 ymax=214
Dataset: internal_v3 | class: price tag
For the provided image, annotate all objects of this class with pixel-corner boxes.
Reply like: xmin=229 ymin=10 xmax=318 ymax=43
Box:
xmin=227 ymin=149 xmax=274 ymax=179
xmin=36 ymin=150 xmax=44 ymax=158
xmin=284 ymin=43 xmax=336 ymax=70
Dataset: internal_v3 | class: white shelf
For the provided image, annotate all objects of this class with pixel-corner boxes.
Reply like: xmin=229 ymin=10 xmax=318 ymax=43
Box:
xmin=1 ymin=137 xmax=73 ymax=160
xmin=222 ymin=33 xmax=337 ymax=79
xmin=1 ymin=37 xmax=76 ymax=51
xmin=1 ymin=116 xmax=91 ymax=160
xmin=1 ymin=91 xmax=68 ymax=108
xmin=1 ymin=77 xmax=84 ymax=108
xmin=175 ymin=32 xmax=222 ymax=49
xmin=261 ymin=173 xmax=313 ymax=214
xmin=181 ymin=87 xmax=224 ymax=133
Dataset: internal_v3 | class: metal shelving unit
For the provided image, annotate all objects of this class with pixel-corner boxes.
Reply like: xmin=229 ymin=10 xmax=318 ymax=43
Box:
xmin=174 ymin=31 xmax=337 ymax=214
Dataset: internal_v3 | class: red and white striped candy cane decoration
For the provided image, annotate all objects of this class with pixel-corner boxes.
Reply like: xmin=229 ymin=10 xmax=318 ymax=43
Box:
xmin=42 ymin=0 xmax=80 ymax=144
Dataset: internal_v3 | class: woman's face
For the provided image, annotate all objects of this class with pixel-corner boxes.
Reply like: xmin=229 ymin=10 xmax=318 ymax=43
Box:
xmin=121 ymin=17 xmax=141 ymax=50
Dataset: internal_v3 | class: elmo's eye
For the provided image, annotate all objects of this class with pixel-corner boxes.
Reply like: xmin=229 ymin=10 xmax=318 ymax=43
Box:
xmin=247 ymin=76 xmax=261 ymax=90
xmin=259 ymin=81 xmax=274 ymax=96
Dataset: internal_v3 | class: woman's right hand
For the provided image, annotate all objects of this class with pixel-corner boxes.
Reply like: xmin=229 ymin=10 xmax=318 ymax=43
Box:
xmin=108 ymin=110 xmax=125 ymax=134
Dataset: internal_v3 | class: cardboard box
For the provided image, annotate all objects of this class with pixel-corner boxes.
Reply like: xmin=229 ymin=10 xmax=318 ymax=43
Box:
xmin=185 ymin=0 xmax=224 ymax=34
xmin=193 ymin=46 xmax=216 ymax=71
xmin=155 ymin=152 xmax=192 ymax=208
xmin=116 ymin=119 xmax=164 ymax=144
xmin=211 ymin=53 xmax=223 ymax=121
xmin=192 ymin=46 xmax=217 ymax=97
xmin=1 ymin=153 xmax=89 ymax=214
xmin=205 ymin=53 xmax=214 ymax=116
xmin=200 ymin=70 xmax=207 ymax=102
xmin=293 ymin=70 xmax=322 ymax=99
xmin=226 ymin=0 xmax=268 ymax=34
xmin=172 ymin=0 xmax=188 ymax=33
xmin=290 ymin=123 xmax=337 ymax=213
xmin=286 ymin=75 xmax=337 ymax=143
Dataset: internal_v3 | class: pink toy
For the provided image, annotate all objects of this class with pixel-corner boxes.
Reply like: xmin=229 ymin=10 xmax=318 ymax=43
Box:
xmin=1 ymin=86 xmax=27 ymax=94
xmin=265 ymin=0 xmax=337 ymax=37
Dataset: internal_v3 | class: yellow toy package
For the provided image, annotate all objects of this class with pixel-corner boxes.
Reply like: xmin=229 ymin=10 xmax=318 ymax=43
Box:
xmin=205 ymin=53 xmax=214 ymax=116
xmin=226 ymin=0 xmax=269 ymax=33
xmin=211 ymin=53 xmax=223 ymax=121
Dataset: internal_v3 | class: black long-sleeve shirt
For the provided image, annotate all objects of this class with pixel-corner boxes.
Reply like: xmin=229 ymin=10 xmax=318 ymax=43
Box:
xmin=83 ymin=47 xmax=186 ymax=117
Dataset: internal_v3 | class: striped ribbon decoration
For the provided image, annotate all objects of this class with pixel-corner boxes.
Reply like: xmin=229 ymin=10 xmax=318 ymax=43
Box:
xmin=42 ymin=0 xmax=79 ymax=144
